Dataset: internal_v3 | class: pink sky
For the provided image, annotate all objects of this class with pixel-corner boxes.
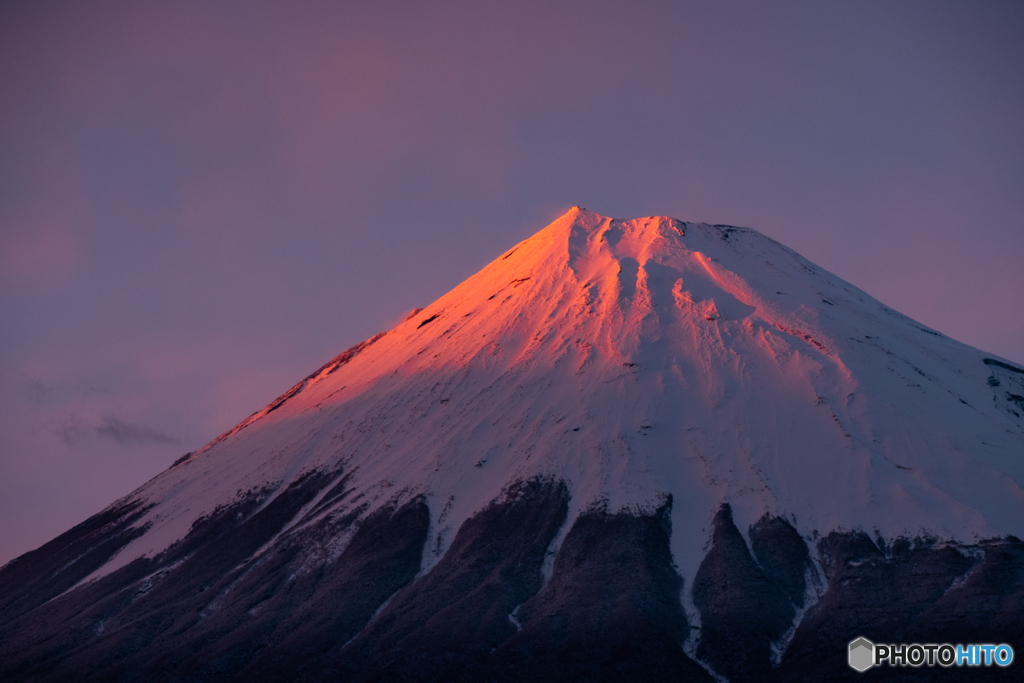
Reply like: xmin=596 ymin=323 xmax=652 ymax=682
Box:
xmin=1 ymin=0 xmax=1022 ymax=566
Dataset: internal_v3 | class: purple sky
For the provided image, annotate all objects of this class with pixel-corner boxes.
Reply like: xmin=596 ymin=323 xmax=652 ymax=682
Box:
xmin=2 ymin=0 xmax=1022 ymax=566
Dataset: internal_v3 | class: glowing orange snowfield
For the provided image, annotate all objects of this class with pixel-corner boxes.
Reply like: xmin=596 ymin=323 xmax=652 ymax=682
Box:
xmin=93 ymin=208 xmax=1020 ymax=585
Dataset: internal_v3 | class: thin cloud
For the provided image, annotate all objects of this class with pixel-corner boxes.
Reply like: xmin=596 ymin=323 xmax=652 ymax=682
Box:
xmin=52 ymin=413 xmax=181 ymax=447
xmin=95 ymin=416 xmax=181 ymax=446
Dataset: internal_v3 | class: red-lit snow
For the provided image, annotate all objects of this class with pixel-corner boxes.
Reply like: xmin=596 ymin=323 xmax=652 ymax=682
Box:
xmin=91 ymin=208 xmax=1024 ymax=588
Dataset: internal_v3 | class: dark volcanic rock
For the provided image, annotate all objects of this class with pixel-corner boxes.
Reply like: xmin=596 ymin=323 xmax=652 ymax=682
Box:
xmin=339 ymin=478 xmax=570 ymax=683
xmin=0 ymin=498 xmax=152 ymax=624
xmin=913 ymin=537 xmax=1024 ymax=645
xmin=749 ymin=512 xmax=812 ymax=607
xmin=692 ymin=504 xmax=799 ymax=681
xmin=0 ymin=470 xmax=430 ymax=683
xmin=167 ymin=496 xmax=431 ymax=682
xmin=488 ymin=498 xmax=713 ymax=683
xmin=774 ymin=532 xmax=1023 ymax=682
xmin=3 ymin=473 xmax=1020 ymax=683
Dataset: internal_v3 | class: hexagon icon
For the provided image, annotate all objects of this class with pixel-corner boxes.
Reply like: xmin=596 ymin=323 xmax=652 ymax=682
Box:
xmin=848 ymin=637 xmax=874 ymax=672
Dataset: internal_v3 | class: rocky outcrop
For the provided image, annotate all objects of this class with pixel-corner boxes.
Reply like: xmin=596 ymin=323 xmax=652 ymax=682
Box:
xmin=1 ymin=480 xmax=1021 ymax=682
xmin=775 ymin=533 xmax=1023 ymax=682
xmin=692 ymin=505 xmax=808 ymax=681
xmin=0 ymin=471 xmax=430 ymax=682
xmin=338 ymin=478 xmax=570 ymax=683
xmin=488 ymin=500 xmax=713 ymax=682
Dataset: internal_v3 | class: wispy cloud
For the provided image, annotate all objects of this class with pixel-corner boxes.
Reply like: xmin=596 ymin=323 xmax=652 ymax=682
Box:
xmin=95 ymin=416 xmax=181 ymax=446
xmin=54 ymin=413 xmax=181 ymax=447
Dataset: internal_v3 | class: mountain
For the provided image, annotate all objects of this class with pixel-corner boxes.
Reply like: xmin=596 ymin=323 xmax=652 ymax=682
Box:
xmin=1 ymin=208 xmax=1022 ymax=682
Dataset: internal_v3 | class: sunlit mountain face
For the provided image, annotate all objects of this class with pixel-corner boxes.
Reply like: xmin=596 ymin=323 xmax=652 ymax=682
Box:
xmin=2 ymin=209 xmax=1021 ymax=682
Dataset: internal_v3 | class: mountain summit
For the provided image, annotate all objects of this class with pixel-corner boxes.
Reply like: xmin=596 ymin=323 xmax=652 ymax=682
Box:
xmin=2 ymin=209 xmax=1022 ymax=682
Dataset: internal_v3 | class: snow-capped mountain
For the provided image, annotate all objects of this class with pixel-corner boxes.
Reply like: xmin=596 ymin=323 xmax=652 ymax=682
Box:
xmin=2 ymin=208 xmax=1021 ymax=682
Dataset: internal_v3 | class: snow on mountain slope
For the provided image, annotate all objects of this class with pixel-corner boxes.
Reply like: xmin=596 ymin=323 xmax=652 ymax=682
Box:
xmin=92 ymin=207 xmax=1024 ymax=585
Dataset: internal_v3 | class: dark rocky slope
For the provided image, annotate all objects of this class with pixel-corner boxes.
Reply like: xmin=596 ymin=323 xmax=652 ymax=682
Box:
xmin=0 ymin=478 xmax=1021 ymax=682
xmin=774 ymin=532 xmax=1024 ymax=682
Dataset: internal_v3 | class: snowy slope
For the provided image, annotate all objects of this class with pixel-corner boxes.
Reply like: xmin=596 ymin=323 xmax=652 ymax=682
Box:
xmin=91 ymin=207 xmax=1024 ymax=587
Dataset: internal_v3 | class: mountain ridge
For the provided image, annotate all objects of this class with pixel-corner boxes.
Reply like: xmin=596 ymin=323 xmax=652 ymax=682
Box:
xmin=1 ymin=208 xmax=1021 ymax=681
xmin=89 ymin=208 xmax=1023 ymax=583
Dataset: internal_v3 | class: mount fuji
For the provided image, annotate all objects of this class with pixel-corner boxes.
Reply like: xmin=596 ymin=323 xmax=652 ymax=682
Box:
xmin=1 ymin=208 xmax=1022 ymax=681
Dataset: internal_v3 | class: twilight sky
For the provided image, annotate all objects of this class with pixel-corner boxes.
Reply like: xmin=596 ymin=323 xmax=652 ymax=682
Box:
xmin=1 ymin=0 xmax=1022 ymax=566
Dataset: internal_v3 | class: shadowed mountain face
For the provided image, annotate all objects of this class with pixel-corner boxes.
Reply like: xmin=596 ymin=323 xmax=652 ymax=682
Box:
xmin=339 ymin=479 xmax=571 ymax=683
xmin=774 ymin=533 xmax=1024 ymax=683
xmin=1 ymin=482 xmax=1021 ymax=682
xmin=0 ymin=479 xmax=706 ymax=682
xmin=692 ymin=504 xmax=807 ymax=681
xmin=487 ymin=499 xmax=711 ymax=683
xmin=3 ymin=210 xmax=1023 ymax=681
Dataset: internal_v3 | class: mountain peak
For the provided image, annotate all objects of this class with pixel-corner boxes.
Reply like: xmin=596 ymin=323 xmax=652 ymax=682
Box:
xmin=84 ymin=209 xmax=1021 ymax=584
xmin=3 ymin=209 xmax=1022 ymax=682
